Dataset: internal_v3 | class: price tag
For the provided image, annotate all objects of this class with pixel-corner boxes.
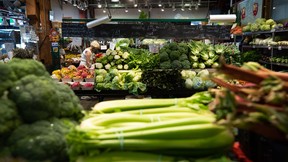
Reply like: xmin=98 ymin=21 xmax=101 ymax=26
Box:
xmin=278 ymin=46 xmax=282 ymax=50
xmin=231 ymin=34 xmax=234 ymax=39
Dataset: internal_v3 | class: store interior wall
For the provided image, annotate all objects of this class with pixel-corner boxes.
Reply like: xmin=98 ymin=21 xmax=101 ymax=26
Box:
xmin=50 ymin=0 xmax=209 ymax=21
xmin=271 ymin=0 xmax=288 ymax=21
xmin=50 ymin=0 xmax=80 ymax=21
xmin=93 ymin=8 xmax=209 ymax=19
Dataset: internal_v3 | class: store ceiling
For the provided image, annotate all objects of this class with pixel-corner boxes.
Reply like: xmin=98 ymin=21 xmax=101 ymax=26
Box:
xmin=88 ymin=0 xmax=223 ymax=9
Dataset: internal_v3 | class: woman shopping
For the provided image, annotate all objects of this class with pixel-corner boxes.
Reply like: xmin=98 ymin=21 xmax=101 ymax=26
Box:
xmin=79 ymin=40 xmax=100 ymax=68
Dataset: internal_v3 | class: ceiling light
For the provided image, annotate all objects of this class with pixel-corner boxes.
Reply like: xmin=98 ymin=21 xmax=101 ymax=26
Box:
xmin=138 ymin=8 xmax=142 ymax=12
xmin=1 ymin=17 xmax=8 ymax=26
xmin=161 ymin=8 xmax=164 ymax=12
xmin=111 ymin=0 xmax=119 ymax=2
xmin=73 ymin=0 xmax=77 ymax=6
xmin=198 ymin=0 xmax=201 ymax=5
xmin=273 ymin=7 xmax=276 ymax=9
xmin=98 ymin=3 xmax=102 ymax=8
xmin=125 ymin=7 xmax=129 ymax=12
xmin=103 ymin=9 xmax=106 ymax=13
xmin=158 ymin=4 xmax=162 ymax=7
xmin=195 ymin=4 xmax=199 ymax=10
xmin=181 ymin=7 xmax=185 ymax=11
xmin=134 ymin=4 xmax=138 ymax=7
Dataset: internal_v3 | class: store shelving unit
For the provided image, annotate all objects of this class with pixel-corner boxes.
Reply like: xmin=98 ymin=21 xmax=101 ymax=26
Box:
xmin=241 ymin=28 xmax=288 ymax=71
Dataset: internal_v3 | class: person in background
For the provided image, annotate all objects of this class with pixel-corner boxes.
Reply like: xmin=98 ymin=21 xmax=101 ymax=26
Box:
xmin=12 ymin=48 xmax=33 ymax=59
xmin=79 ymin=40 xmax=100 ymax=68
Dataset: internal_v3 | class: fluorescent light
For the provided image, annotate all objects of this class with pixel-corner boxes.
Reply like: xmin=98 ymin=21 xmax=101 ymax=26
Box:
xmin=86 ymin=16 xmax=111 ymax=28
xmin=111 ymin=0 xmax=119 ymax=2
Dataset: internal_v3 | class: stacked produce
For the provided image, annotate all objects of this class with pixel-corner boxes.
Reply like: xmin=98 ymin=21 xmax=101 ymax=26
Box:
xmin=66 ymin=92 xmax=234 ymax=162
xmin=124 ymin=47 xmax=159 ymax=70
xmin=141 ymin=69 xmax=184 ymax=91
xmin=188 ymin=41 xmax=220 ymax=69
xmin=95 ymin=68 xmax=146 ymax=94
xmin=95 ymin=47 xmax=130 ymax=70
xmin=210 ymin=60 xmax=288 ymax=141
xmin=158 ymin=42 xmax=191 ymax=69
xmin=223 ymin=44 xmax=241 ymax=66
xmin=181 ymin=69 xmax=216 ymax=90
xmin=51 ymin=65 xmax=94 ymax=82
xmin=269 ymin=56 xmax=288 ymax=64
xmin=0 ymin=59 xmax=84 ymax=162
xmin=242 ymin=50 xmax=261 ymax=63
xmin=242 ymin=18 xmax=283 ymax=32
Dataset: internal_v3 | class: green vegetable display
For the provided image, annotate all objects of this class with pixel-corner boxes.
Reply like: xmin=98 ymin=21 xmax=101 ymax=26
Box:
xmin=66 ymin=92 xmax=234 ymax=161
xmin=188 ymin=41 xmax=221 ymax=69
xmin=0 ymin=59 xmax=84 ymax=162
xmin=95 ymin=69 xmax=146 ymax=94
xmin=141 ymin=69 xmax=184 ymax=91
xmin=181 ymin=70 xmax=216 ymax=90
xmin=96 ymin=48 xmax=130 ymax=70
xmin=242 ymin=18 xmax=283 ymax=32
xmin=158 ymin=42 xmax=191 ymax=69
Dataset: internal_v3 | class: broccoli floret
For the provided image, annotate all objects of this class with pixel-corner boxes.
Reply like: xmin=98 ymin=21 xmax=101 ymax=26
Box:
xmin=168 ymin=42 xmax=178 ymax=50
xmin=53 ymin=83 xmax=84 ymax=121
xmin=179 ymin=54 xmax=189 ymax=61
xmin=159 ymin=52 xmax=170 ymax=62
xmin=7 ymin=58 xmax=49 ymax=80
xmin=8 ymin=119 xmax=76 ymax=162
xmin=8 ymin=75 xmax=61 ymax=123
xmin=169 ymin=51 xmax=180 ymax=60
xmin=0 ymin=98 xmax=21 ymax=143
xmin=178 ymin=43 xmax=189 ymax=54
xmin=181 ymin=60 xmax=191 ymax=69
xmin=0 ymin=63 xmax=17 ymax=96
xmin=159 ymin=61 xmax=172 ymax=69
xmin=171 ymin=60 xmax=183 ymax=69
xmin=8 ymin=75 xmax=84 ymax=123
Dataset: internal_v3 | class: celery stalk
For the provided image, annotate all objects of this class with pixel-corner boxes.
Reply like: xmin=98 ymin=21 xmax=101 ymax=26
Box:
xmin=97 ymin=117 xmax=215 ymax=134
xmin=98 ymin=123 xmax=227 ymax=140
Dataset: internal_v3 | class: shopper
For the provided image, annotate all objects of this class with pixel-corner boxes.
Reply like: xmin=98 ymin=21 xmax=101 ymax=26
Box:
xmin=79 ymin=40 xmax=100 ymax=68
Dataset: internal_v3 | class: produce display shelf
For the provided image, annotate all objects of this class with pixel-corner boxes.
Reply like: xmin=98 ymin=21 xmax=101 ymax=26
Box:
xmin=259 ymin=60 xmax=288 ymax=67
xmin=242 ymin=45 xmax=272 ymax=49
xmin=242 ymin=45 xmax=288 ymax=50
xmin=242 ymin=28 xmax=288 ymax=35
xmin=74 ymin=88 xmax=200 ymax=101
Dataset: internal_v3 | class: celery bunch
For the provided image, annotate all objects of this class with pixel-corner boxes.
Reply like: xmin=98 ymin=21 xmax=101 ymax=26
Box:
xmin=67 ymin=91 xmax=234 ymax=161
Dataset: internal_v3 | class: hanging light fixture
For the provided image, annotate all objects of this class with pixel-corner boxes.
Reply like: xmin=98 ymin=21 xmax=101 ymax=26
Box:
xmin=103 ymin=8 xmax=107 ymax=13
xmin=161 ymin=6 xmax=165 ymax=12
xmin=158 ymin=1 xmax=162 ymax=7
xmin=73 ymin=0 xmax=77 ymax=6
xmin=1 ymin=17 xmax=9 ymax=26
xmin=138 ymin=7 xmax=142 ymax=12
xmin=134 ymin=0 xmax=138 ymax=7
xmin=125 ymin=6 xmax=129 ymax=12
xmin=172 ymin=3 xmax=176 ymax=11
xmin=98 ymin=2 xmax=102 ymax=8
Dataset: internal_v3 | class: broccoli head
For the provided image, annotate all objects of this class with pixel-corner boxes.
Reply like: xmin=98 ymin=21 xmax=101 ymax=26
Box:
xmin=159 ymin=61 xmax=172 ymax=69
xmin=179 ymin=54 xmax=189 ymax=61
xmin=8 ymin=119 xmax=76 ymax=162
xmin=178 ymin=42 xmax=189 ymax=54
xmin=181 ymin=60 xmax=191 ymax=69
xmin=168 ymin=42 xmax=178 ymax=50
xmin=0 ymin=63 xmax=17 ymax=96
xmin=8 ymin=75 xmax=84 ymax=123
xmin=8 ymin=75 xmax=61 ymax=123
xmin=169 ymin=51 xmax=180 ymax=60
xmin=0 ymin=98 xmax=21 ymax=143
xmin=171 ymin=60 xmax=183 ymax=69
xmin=159 ymin=51 xmax=170 ymax=62
xmin=54 ymin=83 xmax=84 ymax=121
xmin=7 ymin=58 xmax=49 ymax=80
